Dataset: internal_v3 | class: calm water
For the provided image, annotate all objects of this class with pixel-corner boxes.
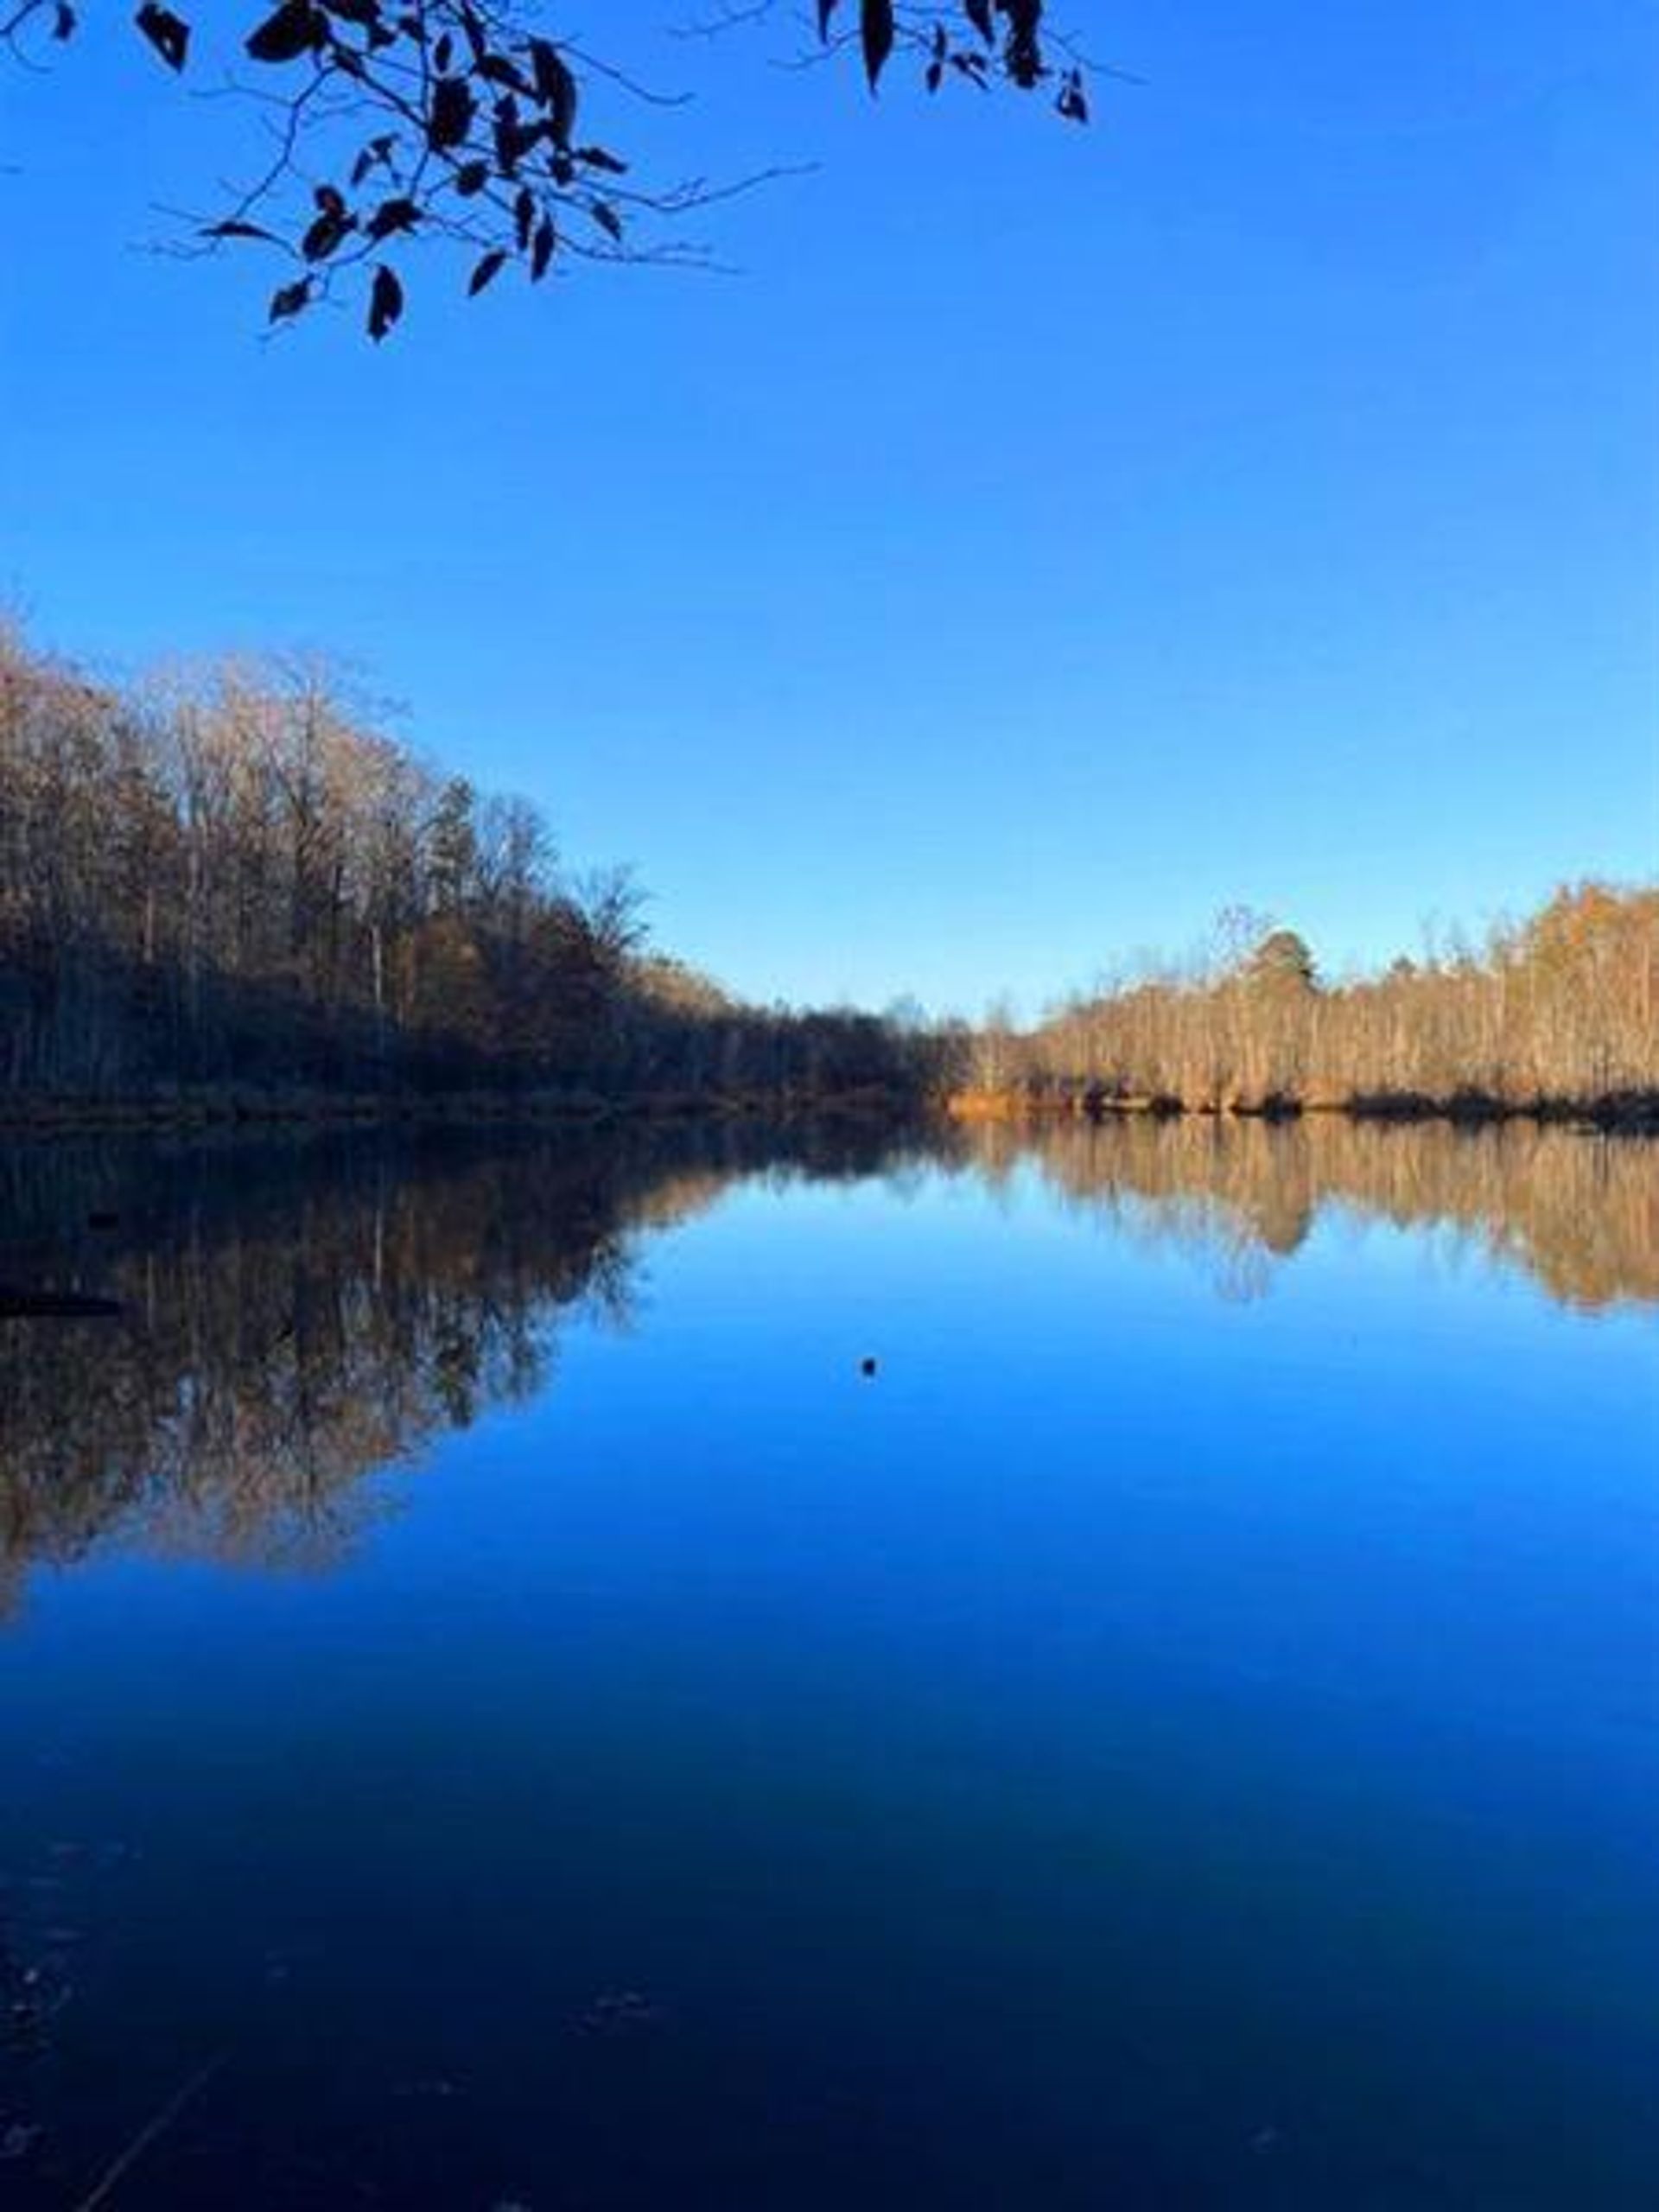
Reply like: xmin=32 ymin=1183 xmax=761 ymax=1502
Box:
xmin=1 ymin=1120 xmax=1655 ymax=2209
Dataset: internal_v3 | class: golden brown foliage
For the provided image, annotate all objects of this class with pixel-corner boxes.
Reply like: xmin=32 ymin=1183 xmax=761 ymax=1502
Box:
xmin=995 ymin=888 xmax=1659 ymax=1117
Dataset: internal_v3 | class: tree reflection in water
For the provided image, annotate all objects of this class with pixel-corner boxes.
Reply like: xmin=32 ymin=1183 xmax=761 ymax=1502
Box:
xmin=0 ymin=1120 xmax=937 ymax=1617
xmin=961 ymin=1114 xmax=1659 ymax=1313
xmin=1 ymin=1116 xmax=1652 ymax=1615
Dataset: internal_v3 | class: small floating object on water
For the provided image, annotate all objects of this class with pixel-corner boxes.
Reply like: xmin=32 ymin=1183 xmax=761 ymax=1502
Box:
xmin=1250 ymin=2126 xmax=1281 ymax=2155
xmin=0 ymin=1289 xmax=124 ymax=1320
xmin=860 ymin=1356 xmax=878 ymax=1377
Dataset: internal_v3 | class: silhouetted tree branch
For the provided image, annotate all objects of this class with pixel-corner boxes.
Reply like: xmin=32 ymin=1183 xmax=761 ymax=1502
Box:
xmin=3 ymin=1 xmax=1104 ymax=336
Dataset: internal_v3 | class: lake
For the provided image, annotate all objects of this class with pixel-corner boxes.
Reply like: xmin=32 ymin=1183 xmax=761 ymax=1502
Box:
xmin=1 ymin=1118 xmax=1655 ymax=2208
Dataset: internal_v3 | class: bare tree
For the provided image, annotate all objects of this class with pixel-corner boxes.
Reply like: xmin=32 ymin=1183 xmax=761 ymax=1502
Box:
xmin=0 ymin=625 xmax=961 ymax=1106
xmin=995 ymin=892 xmax=1659 ymax=1122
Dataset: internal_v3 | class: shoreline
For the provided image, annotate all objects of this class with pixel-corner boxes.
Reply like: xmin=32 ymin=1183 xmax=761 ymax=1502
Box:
xmin=0 ymin=1084 xmax=1654 ymax=1137
xmin=0 ymin=1085 xmax=926 ymax=1138
xmin=944 ymin=1088 xmax=1659 ymax=1134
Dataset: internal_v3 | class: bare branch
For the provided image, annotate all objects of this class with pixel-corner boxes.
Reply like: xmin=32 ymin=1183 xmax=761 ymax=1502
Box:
xmin=4 ymin=1 xmax=1128 ymax=334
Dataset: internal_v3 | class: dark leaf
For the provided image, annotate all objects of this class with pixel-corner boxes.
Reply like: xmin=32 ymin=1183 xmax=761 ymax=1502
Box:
xmin=433 ymin=29 xmax=452 ymax=71
xmin=528 ymin=39 xmax=576 ymax=147
xmin=925 ymin=57 xmax=942 ymax=92
xmin=454 ymin=159 xmax=490 ymax=196
xmin=816 ymin=0 xmax=838 ymax=40
xmin=314 ymin=182 xmax=345 ymax=216
xmin=302 ymin=208 xmax=353 ymax=259
xmin=328 ymin=0 xmax=380 ymax=23
xmin=1007 ymin=40 xmax=1042 ymax=87
xmin=497 ymin=116 xmax=547 ymax=168
xmin=427 ymin=74 xmax=474 ymax=151
xmin=365 ymin=194 xmax=419 ymax=238
xmin=1056 ymin=71 xmax=1088 ymax=122
xmin=203 ymin=218 xmax=281 ymax=242
xmin=467 ymin=248 xmax=507 ymax=295
xmin=860 ymin=0 xmax=893 ymax=91
xmin=53 ymin=3 xmax=76 ymax=41
xmin=269 ymin=276 xmax=312 ymax=321
xmin=367 ymin=261 xmax=403 ymax=341
xmin=349 ymin=132 xmax=396 ymax=186
xmin=575 ymin=144 xmax=626 ymax=175
xmin=963 ymin=0 xmax=993 ymax=45
xmin=134 ymin=2 xmax=188 ymax=71
xmin=530 ymin=213 xmax=556 ymax=279
xmin=590 ymin=199 xmax=621 ymax=243
xmin=493 ymin=94 xmax=525 ymax=173
xmin=244 ymin=0 xmax=317 ymax=65
xmin=478 ymin=52 xmax=529 ymax=92
xmin=513 ymin=185 xmax=535 ymax=251
xmin=1004 ymin=3 xmax=1044 ymax=90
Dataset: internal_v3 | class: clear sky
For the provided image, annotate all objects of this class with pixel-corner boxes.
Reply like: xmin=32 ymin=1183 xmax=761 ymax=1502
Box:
xmin=3 ymin=3 xmax=1655 ymax=1014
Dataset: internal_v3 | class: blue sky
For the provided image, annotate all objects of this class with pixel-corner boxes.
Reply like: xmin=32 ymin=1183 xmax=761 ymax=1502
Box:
xmin=3 ymin=2 xmax=1655 ymax=1014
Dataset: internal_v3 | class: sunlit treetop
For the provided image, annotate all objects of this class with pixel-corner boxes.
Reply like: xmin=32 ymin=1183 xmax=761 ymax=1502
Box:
xmin=2 ymin=0 xmax=1101 ymax=339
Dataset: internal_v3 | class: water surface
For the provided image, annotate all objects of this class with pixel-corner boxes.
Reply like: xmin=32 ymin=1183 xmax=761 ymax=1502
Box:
xmin=2 ymin=1120 xmax=1655 ymax=2207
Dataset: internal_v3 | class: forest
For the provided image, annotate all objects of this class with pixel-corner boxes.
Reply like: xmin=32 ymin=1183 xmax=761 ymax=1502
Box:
xmin=964 ymin=893 xmax=1657 ymax=1125
xmin=0 ymin=627 xmax=950 ymax=1113
xmin=1 ymin=625 xmax=1653 ymax=1125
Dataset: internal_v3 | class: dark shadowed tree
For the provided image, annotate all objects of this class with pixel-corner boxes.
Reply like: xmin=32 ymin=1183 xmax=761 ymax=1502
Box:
xmin=0 ymin=625 xmax=966 ymax=1104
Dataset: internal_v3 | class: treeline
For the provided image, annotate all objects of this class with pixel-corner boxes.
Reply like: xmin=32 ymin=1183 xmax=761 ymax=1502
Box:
xmin=5 ymin=626 xmax=1652 ymax=1124
xmin=967 ymin=897 xmax=1658 ymax=1122
xmin=0 ymin=629 xmax=951 ymax=1109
